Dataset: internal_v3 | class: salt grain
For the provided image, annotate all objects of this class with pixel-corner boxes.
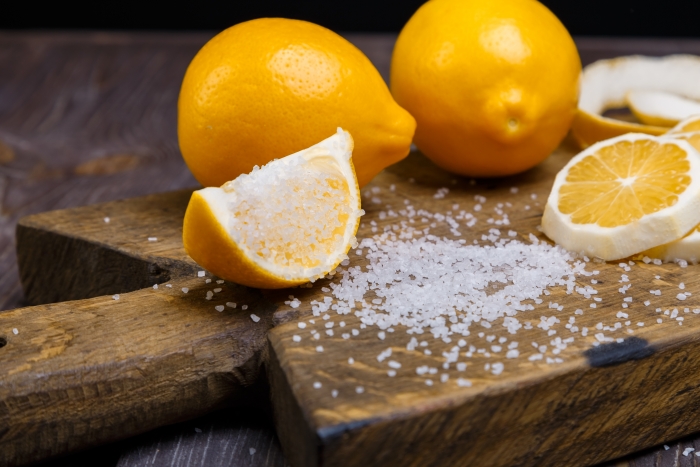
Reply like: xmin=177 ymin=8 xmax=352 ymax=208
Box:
xmin=292 ymin=335 xmax=301 ymax=342
xmin=12 ymin=328 xmax=18 ymax=335
xmin=356 ymin=386 xmax=364 ymax=393
xmin=250 ymin=314 xmax=260 ymax=322
xmin=215 ymin=305 xmax=224 ymax=312
xmin=316 ymin=346 xmax=324 ymax=352
xmin=182 ymin=288 xmax=189 ymax=294
xmin=112 ymin=294 xmax=120 ymax=300
xmin=313 ymin=382 xmax=322 ymax=389
xmin=148 ymin=237 xmax=157 ymax=242
xmin=197 ymin=271 xmax=205 ymax=277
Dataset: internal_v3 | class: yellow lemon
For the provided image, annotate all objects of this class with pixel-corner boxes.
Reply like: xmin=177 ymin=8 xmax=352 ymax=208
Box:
xmin=183 ymin=129 xmax=363 ymax=289
xmin=178 ymin=18 xmax=415 ymax=188
xmin=390 ymin=0 xmax=580 ymax=177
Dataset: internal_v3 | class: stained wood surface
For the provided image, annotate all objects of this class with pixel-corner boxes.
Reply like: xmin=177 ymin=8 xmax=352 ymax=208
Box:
xmin=0 ymin=31 xmax=700 ymax=467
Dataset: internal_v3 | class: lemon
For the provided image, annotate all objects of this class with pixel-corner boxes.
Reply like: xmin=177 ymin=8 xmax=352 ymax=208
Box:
xmin=178 ymin=18 xmax=415 ymax=189
xmin=390 ymin=0 xmax=580 ymax=177
xmin=642 ymin=225 xmax=700 ymax=263
xmin=542 ymin=133 xmax=700 ymax=260
xmin=182 ymin=129 xmax=363 ymax=288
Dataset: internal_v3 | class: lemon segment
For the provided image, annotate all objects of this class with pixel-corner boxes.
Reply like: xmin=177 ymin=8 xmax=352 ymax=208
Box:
xmin=571 ymin=55 xmax=700 ymax=148
xmin=627 ymin=91 xmax=700 ymax=127
xmin=542 ymin=133 xmax=700 ymax=260
xmin=182 ymin=129 xmax=363 ymax=288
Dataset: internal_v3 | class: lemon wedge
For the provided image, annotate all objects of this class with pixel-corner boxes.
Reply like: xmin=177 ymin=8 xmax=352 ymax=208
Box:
xmin=182 ymin=128 xmax=363 ymax=288
xmin=571 ymin=55 xmax=700 ymax=148
xmin=627 ymin=91 xmax=700 ymax=127
xmin=542 ymin=133 xmax=700 ymax=260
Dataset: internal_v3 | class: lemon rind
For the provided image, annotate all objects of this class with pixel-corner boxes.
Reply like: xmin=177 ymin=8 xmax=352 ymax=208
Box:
xmin=572 ymin=55 xmax=700 ymax=148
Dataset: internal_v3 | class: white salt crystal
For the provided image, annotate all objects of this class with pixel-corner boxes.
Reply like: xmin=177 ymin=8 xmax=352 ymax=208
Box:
xmin=242 ymin=305 xmax=248 ymax=310
xmin=104 ymin=217 xmax=110 ymax=223
xmin=683 ymin=447 xmax=695 ymax=457
xmin=348 ymin=357 xmax=354 ymax=364
xmin=313 ymin=382 xmax=322 ymax=389
xmin=332 ymin=390 xmax=339 ymax=398
xmin=226 ymin=302 xmax=236 ymax=308
xmin=12 ymin=328 xmax=18 ymax=335
xmin=153 ymin=284 xmax=158 ymax=290
xmin=250 ymin=448 xmax=256 ymax=455
xmin=148 ymin=237 xmax=157 ymax=242
xmin=182 ymin=288 xmax=189 ymax=294
xmin=250 ymin=314 xmax=260 ymax=322
xmin=215 ymin=305 xmax=224 ymax=312
xmin=316 ymin=346 xmax=324 ymax=352
xmin=356 ymin=386 xmax=364 ymax=393
xmin=678 ymin=293 xmax=687 ymax=301
xmin=112 ymin=294 xmax=120 ymax=300
xmin=292 ymin=335 xmax=301 ymax=342
xmin=197 ymin=271 xmax=205 ymax=277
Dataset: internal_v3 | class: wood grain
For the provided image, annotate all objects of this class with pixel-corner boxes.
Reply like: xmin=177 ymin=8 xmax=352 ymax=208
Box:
xmin=2 ymin=32 xmax=700 ymax=467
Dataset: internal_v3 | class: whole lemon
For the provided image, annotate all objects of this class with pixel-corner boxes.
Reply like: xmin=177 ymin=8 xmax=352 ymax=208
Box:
xmin=178 ymin=18 xmax=416 ymax=188
xmin=390 ymin=0 xmax=581 ymax=177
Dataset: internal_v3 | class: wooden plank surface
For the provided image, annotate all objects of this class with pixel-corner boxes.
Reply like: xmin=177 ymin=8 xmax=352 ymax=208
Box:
xmin=0 ymin=31 xmax=699 ymax=467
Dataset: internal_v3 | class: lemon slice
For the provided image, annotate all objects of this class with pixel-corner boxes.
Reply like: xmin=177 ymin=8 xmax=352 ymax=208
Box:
xmin=667 ymin=115 xmax=700 ymax=134
xmin=542 ymin=133 xmax=700 ymax=260
xmin=642 ymin=225 xmax=700 ymax=263
xmin=183 ymin=128 xmax=363 ymax=288
xmin=627 ymin=91 xmax=700 ymax=127
xmin=571 ymin=55 xmax=700 ymax=148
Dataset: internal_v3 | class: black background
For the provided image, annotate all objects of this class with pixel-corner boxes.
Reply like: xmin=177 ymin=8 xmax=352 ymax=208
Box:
xmin=2 ymin=1 xmax=700 ymax=36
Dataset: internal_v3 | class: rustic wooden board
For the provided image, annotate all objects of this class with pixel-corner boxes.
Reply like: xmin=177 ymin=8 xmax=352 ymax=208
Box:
xmin=6 ymin=142 xmax=700 ymax=467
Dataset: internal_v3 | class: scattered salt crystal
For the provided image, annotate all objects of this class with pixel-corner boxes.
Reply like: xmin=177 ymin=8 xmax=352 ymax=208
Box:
xmin=166 ymin=284 xmax=172 ymax=288
xmin=298 ymin=322 xmax=307 ymax=329
xmin=680 ymin=282 xmax=686 ymax=289
xmin=153 ymin=284 xmax=158 ymax=290
xmin=425 ymin=380 xmax=433 ymax=386
xmin=215 ymin=305 xmax=224 ymax=312
xmin=387 ymin=370 xmax=397 ymax=377
xmin=332 ymin=390 xmax=338 ymax=398
xmin=378 ymin=331 xmax=386 ymax=340
xmin=348 ymin=357 xmax=354 ymax=364
xmin=250 ymin=448 xmax=256 ymax=455
xmin=12 ymin=328 xmax=18 ymax=335
xmin=316 ymin=346 xmax=324 ymax=352
xmin=226 ymin=302 xmax=236 ymax=308
xmin=677 ymin=293 xmax=687 ymax=301
xmin=182 ymin=288 xmax=189 ymax=294
xmin=213 ymin=288 xmax=222 ymax=293
xmin=388 ymin=360 xmax=401 ymax=369
xmin=104 ymin=217 xmax=110 ymax=223
xmin=148 ymin=237 xmax=157 ymax=242
xmin=664 ymin=445 xmax=670 ymax=450
xmin=112 ymin=294 xmax=120 ymax=300
xmin=313 ymin=382 xmax=322 ymax=389
xmin=217 ymin=280 xmax=224 ymax=284
xmin=683 ymin=447 xmax=695 ymax=457
xmin=250 ymin=314 xmax=260 ymax=322
xmin=242 ymin=305 xmax=248 ymax=310
xmin=197 ymin=271 xmax=205 ymax=277
xmin=440 ymin=374 xmax=449 ymax=383
xmin=356 ymin=386 xmax=364 ymax=393
xmin=292 ymin=335 xmax=301 ymax=342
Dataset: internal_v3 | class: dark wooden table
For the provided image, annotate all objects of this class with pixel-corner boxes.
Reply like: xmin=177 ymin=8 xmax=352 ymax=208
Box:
xmin=1 ymin=31 xmax=700 ymax=467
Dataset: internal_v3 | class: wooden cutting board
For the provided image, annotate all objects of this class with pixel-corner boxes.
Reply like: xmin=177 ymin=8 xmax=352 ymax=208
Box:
xmin=4 ymin=144 xmax=700 ymax=467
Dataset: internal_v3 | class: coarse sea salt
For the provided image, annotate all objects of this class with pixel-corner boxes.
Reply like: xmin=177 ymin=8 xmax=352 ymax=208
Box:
xmin=325 ymin=233 xmax=590 ymax=339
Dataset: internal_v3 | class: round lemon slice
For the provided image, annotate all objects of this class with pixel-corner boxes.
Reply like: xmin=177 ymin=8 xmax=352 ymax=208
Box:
xmin=627 ymin=91 xmax=700 ymax=128
xmin=667 ymin=115 xmax=700 ymax=134
xmin=571 ymin=55 xmax=700 ymax=148
xmin=183 ymin=128 xmax=363 ymax=288
xmin=542 ymin=133 xmax=700 ymax=260
xmin=642 ymin=225 xmax=700 ymax=264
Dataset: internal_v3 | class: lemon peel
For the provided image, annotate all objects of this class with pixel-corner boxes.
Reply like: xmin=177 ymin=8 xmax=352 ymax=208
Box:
xmin=571 ymin=55 xmax=700 ymax=148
